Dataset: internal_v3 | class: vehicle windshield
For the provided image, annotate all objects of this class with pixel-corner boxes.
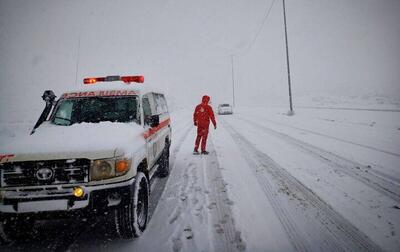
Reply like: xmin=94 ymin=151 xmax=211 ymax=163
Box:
xmin=51 ymin=96 xmax=139 ymax=126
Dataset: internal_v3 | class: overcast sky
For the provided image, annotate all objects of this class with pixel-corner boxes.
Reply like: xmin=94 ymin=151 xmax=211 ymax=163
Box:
xmin=1 ymin=0 xmax=399 ymax=122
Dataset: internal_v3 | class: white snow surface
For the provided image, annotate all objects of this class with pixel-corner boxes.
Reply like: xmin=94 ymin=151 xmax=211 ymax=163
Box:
xmin=1 ymin=104 xmax=400 ymax=251
xmin=71 ymin=105 xmax=400 ymax=252
xmin=0 ymin=121 xmax=145 ymax=159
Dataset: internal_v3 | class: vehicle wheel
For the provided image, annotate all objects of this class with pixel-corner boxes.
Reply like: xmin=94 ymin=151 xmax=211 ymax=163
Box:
xmin=113 ymin=172 xmax=149 ymax=239
xmin=158 ymin=143 xmax=170 ymax=178
xmin=0 ymin=217 xmax=35 ymax=244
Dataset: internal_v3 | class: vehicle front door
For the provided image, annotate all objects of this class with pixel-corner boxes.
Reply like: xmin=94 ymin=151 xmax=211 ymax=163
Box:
xmin=142 ymin=95 xmax=157 ymax=169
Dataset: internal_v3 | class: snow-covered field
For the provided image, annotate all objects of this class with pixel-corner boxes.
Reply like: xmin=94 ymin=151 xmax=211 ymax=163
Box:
xmin=1 ymin=103 xmax=400 ymax=251
xmin=295 ymin=92 xmax=400 ymax=111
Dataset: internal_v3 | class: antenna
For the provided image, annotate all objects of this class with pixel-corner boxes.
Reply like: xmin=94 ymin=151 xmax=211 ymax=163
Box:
xmin=74 ymin=32 xmax=81 ymax=87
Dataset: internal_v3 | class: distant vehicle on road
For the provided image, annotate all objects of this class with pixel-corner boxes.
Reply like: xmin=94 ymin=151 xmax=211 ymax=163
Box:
xmin=0 ymin=75 xmax=171 ymax=242
xmin=218 ymin=103 xmax=233 ymax=115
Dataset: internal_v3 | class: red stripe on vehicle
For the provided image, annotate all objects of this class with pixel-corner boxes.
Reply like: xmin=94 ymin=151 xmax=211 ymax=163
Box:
xmin=0 ymin=154 xmax=15 ymax=163
xmin=143 ymin=118 xmax=171 ymax=139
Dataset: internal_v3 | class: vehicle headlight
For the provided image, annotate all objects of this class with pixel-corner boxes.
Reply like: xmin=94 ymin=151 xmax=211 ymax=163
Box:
xmin=91 ymin=159 xmax=115 ymax=181
xmin=90 ymin=157 xmax=132 ymax=181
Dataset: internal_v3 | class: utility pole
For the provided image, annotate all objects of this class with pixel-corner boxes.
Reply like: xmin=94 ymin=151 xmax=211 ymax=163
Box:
xmin=231 ymin=54 xmax=236 ymax=107
xmin=283 ymin=0 xmax=294 ymax=115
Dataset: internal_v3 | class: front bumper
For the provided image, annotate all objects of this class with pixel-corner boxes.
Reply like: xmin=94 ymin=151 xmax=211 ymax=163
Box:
xmin=218 ymin=111 xmax=233 ymax=115
xmin=0 ymin=177 xmax=135 ymax=218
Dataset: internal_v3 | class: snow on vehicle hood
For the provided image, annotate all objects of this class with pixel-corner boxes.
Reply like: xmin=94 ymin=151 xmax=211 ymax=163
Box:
xmin=0 ymin=121 xmax=145 ymax=162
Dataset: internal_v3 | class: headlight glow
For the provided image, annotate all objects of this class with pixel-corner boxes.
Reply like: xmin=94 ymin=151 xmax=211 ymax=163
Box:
xmin=90 ymin=157 xmax=132 ymax=181
xmin=90 ymin=159 xmax=115 ymax=181
xmin=73 ymin=187 xmax=85 ymax=198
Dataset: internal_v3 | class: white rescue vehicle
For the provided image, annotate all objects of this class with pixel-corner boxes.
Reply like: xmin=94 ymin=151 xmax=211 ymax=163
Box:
xmin=0 ymin=75 xmax=171 ymax=241
xmin=217 ymin=103 xmax=233 ymax=115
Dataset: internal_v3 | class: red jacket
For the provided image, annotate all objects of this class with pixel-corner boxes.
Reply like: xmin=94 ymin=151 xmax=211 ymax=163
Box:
xmin=193 ymin=95 xmax=216 ymax=128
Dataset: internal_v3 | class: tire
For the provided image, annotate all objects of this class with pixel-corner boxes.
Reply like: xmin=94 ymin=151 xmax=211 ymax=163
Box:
xmin=113 ymin=172 xmax=149 ymax=239
xmin=158 ymin=143 xmax=170 ymax=178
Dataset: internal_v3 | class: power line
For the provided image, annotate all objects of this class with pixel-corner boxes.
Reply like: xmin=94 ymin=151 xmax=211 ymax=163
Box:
xmin=232 ymin=0 xmax=277 ymax=57
xmin=229 ymin=0 xmax=278 ymax=108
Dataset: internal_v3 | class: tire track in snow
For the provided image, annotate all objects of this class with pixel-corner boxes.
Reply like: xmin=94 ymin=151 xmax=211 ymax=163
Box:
xmin=170 ymin=121 xmax=193 ymax=167
xmin=168 ymin=133 xmax=245 ymax=252
xmin=297 ymin=106 xmax=400 ymax=113
xmin=158 ymin=124 xmax=213 ymax=252
xmin=221 ymin=121 xmax=310 ymax=252
xmin=170 ymin=160 xmax=201 ymax=252
xmin=223 ymin=119 xmax=383 ymax=252
xmin=164 ymin=123 xmax=202 ymax=251
xmin=147 ymin=125 xmax=203 ymax=252
xmin=237 ymin=113 xmax=400 ymax=158
xmin=203 ymin=140 xmax=246 ymax=252
xmin=237 ymin=115 xmax=400 ymax=203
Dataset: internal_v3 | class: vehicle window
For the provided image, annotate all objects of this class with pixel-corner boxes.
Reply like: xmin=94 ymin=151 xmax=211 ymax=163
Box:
xmin=142 ymin=96 xmax=151 ymax=125
xmin=53 ymin=100 xmax=74 ymax=125
xmin=51 ymin=96 xmax=138 ymax=126
xmin=160 ymin=94 xmax=168 ymax=113
xmin=154 ymin=94 xmax=165 ymax=114
xmin=154 ymin=94 xmax=160 ymax=114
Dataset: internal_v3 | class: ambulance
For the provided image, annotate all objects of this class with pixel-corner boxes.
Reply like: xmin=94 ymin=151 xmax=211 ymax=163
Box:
xmin=0 ymin=75 xmax=172 ymax=241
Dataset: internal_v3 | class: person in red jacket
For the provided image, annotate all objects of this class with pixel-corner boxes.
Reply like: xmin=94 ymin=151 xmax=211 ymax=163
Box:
xmin=193 ymin=95 xmax=217 ymax=155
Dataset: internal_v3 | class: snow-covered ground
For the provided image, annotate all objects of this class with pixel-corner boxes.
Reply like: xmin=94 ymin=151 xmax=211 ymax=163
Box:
xmin=295 ymin=92 xmax=400 ymax=111
xmin=1 ymin=103 xmax=399 ymax=251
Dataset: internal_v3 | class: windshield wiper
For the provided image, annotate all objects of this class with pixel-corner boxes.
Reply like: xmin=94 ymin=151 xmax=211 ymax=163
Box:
xmin=53 ymin=116 xmax=73 ymax=126
xmin=54 ymin=116 xmax=72 ymax=122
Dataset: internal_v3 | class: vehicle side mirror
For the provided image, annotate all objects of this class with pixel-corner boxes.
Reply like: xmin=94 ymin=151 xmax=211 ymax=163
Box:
xmin=31 ymin=90 xmax=57 ymax=134
xmin=149 ymin=115 xmax=160 ymax=128
xmin=42 ymin=90 xmax=57 ymax=104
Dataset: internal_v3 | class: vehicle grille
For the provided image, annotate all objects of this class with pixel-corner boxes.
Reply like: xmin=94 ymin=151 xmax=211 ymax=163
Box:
xmin=0 ymin=159 xmax=90 ymax=187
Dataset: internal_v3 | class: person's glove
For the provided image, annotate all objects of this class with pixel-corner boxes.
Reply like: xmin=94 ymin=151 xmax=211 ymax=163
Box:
xmin=194 ymin=121 xmax=197 ymax=126
xmin=214 ymin=125 xmax=217 ymax=130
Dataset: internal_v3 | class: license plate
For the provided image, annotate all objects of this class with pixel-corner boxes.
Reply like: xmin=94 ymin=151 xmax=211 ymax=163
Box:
xmin=18 ymin=199 xmax=68 ymax=212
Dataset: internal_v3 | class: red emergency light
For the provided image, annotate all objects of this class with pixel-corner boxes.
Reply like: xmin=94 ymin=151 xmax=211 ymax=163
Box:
xmin=83 ymin=77 xmax=105 ymax=84
xmin=83 ymin=75 xmax=144 ymax=84
xmin=121 ymin=75 xmax=144 ymax=83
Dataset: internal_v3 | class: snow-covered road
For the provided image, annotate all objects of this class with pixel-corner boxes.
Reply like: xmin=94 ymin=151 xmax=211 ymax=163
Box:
xmin=1 ymin=107 xmax=399 ymax=251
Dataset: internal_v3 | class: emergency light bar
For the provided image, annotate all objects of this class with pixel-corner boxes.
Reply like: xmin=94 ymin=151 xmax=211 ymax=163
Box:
xmin=83 ymin=75 xmax=144 ymax=84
